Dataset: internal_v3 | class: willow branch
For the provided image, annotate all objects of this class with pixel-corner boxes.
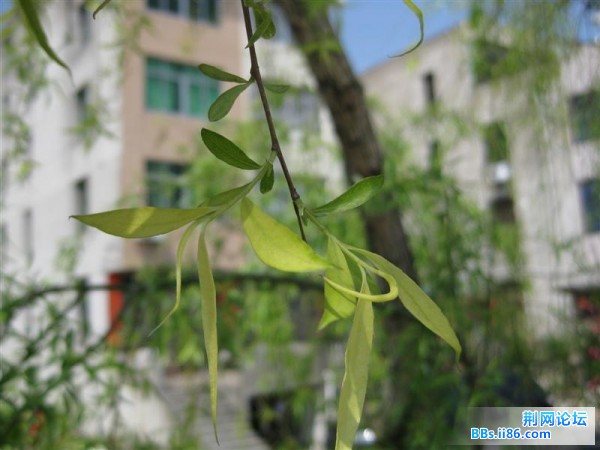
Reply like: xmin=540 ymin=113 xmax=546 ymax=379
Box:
xmin=240 ymin=1 xmax=307 ymax=241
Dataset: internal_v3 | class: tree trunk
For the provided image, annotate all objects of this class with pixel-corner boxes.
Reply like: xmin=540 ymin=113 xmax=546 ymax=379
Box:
xmin=276 ymin=0 xmax=419 ymax=283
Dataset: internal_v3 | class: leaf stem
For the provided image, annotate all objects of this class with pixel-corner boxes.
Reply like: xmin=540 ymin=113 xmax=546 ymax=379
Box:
xmin=240 ymin=1 xmax=307 ymax=242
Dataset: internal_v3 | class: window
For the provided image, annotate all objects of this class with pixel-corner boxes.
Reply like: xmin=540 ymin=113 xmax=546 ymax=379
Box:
xmin=484 ymin=122 xmax=509 ymax=163
xmin=580 ymin=178 xmax=600 ymax=233
xmin=490 ymin=197 xmax=516 ymax=224
xmin=569 ymin=91 xmax=600 ymax=142
xmin=423 ymin=72 xmax=436 ymax=106
xmin=145 ymin=58 xmax=219 ymax=118
xmin=147 ymin=0 xmax=218 ymax=23
xmin=78 ymin=4 xmax=91 ymax=43
xmin=76 ymin=86 xmax=89 ymax=122
xmin=146 ymin=160 xmax=190 ymax=208
xmin=74 ymin=179 xmax=89 ymax=233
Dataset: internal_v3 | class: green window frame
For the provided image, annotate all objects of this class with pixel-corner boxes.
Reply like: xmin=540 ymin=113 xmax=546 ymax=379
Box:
xmin=145 ymin=58 xmax=219 ymax=119
xmin=147 ymin=0 xmax=218 ymax=24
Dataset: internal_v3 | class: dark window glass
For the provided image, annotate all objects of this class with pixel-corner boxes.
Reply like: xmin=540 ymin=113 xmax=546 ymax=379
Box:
xmin=491 ymin=197 xmax=516 ymax=224
xmin=75 ymin=179 xmax=89 ymax=233
xmin=146 ymin=161 xmax=189 ymax=208
xmin=580 ymin=179 xmax=600 ymax=233
xmin=147 ymin=0 xmax=218 ymax=23
xmin=423 ymin=72 xmax=436 ymax=106
xmin=569 ymin=91 xmax=600 ymax=142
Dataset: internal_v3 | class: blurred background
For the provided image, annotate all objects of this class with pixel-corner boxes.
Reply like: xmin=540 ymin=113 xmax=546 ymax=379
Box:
xmin=1 ymin=0 xmax=599 ymax=448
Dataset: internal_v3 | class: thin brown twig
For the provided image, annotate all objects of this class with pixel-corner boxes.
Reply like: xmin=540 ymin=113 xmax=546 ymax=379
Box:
xmin=240 ymin=1 xmax=307 ymax=241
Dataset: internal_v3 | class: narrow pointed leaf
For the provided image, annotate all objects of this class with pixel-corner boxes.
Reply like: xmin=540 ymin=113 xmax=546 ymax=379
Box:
xmin=201 ymin=128 xmax=261 ymax=170
xmin=335 ymin=293 xmax=374 ymax=450
xmin=93 ymin=0 xmax=112 ymax=19
xmin=198 ymin=228 xmax=219 ymax=443
xmin=394 ymin=0 xmax=424 ymax=57
xmin=260 ymin=163 xmax=274 ymax=193
xmin=72 ymin=206 xmax=214 ymax=238
xmin=16 ymin=0 xmax=71 ymax=73
xmin=353 ymin=248 xmax=461 ymax=358
xmin=199 ymin=64 xmax=248 ymax=83
xmin=149 ymin=222 xmax=197 ymax=335
xmin=312 ymin=175 xmax=384 ymax=217
xmin=265 ymin=83 xmax=290 ymax=94
xmin=208 ymin=83 xmax=250 ymax=122
xmin=324 ymin=273 xmax=398 ymax=303
xmin=319 ymin=238 xmax=356 ymax=330
xmin=241 ymin=198 xmax=330 ymax=272
xmin=246 ymin=5 xmax=275 ymax=47
xmin=200 ymin=182 xmax=253 ymax=208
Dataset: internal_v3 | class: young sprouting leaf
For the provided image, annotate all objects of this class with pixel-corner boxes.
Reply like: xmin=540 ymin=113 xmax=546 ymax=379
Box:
xmin=241 ymin=198 xmax=330 ymax=273
xmin=208 ymin=83 xmax=250 ymax=122
xmin=71 ymin=206 xmax=214 ymax=238
xmin=246 ymin=4 xmax=276 ymax=47
xmin=319 ymin=238 xmax=357 ymax=330
xmin=394 ymin=0 xmax=424 ymax=57
xmin=353 ymin=248 xmax=462 ymax=358
xmin=260 ymin=163 xmax=274 ymax=194
xmin=200 ymin=182 xmax=253 ymax=208
xmin=197 ymin=228 xmax=219 ymax=443
xmin=265 ymin=83 xmax=290 ymax=94
xmin=198 ymin=64 xmax=248 ymax=84
xmin=92 ymin=0 xmax=112 ymax=19
xmin=201 ymin=128 xmax=261 ymax=170
xmin=311 ymin=175 xmax=384 ymax=217
xmin=150 ymin=222 xmax=197 ymax=335
xmin=16 ymin=0 xmax=71 ymax=74
xmin=335 ymin=292 xmax=374 ymax=450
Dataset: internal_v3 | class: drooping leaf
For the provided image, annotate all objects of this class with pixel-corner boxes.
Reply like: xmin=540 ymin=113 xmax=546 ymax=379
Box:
xmin=92 ymin=0 xmax=112 ymax=19
xmin=319 ymin=238 xmax=356 ymax=330
xmin=149 ymin=222 xmax=197 ymax=335
xmin=335 ymin=292 xmax=374 ymax=450
xmin=16 ymin=0 xmax=71 ymax=73
xmin=312 ymin=175 xmax=384 ymax=217
xmin=208 ymin=83 xmax=250 ymax=122
xmin=265 ymin=83 xmax=290 ymax=94
xmin=200 ymin=182 xmax=253 ymax=208
xmin=353 ymin=248 xmax=462 ymax=358
xmin=197 ymin=228 xmax=219 ymax=443
xmin=201 ymin=128 xmax=261 ymax=170
xmin=198 ymin=64 xmax=248 ymax=84
xmin=260 ymin=163 xmax=274 ymax=194
xmin=241 ymin=198 xmax=330 ymax=273
xmin=324 ymin=270 xmax=398 ymax=303
xmin=394 ymin=0 xmax=424 ymax=57
xmin=71 ymin=206 xmax=214 ymax=238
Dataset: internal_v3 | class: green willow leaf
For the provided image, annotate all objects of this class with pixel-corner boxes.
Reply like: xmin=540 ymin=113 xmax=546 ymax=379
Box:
xmin=200 ymin=182 xmax=253 ymax=208
xmin=197 ymin=228 xmax=219 ymax=443
xmin=198 ymin=64 xmax=248 ymax=84
xmin=208 ymin=83 xmax=250 ymax=122
xmin=311 ymin=175 xmax=384 ymax=217
xmin=353 ymin=248 xmax=462 ymax=358
xmin=150 ymin=222 xmax=197 ymax=335
xmin=324 ymin=271 xmax=398 ymax=303
xmin=16 ymin=0 xmax=71 ymax=73
xmin=394 ymin=0 xmax=424 ymax=57
xmin=71 ymin=206 xmax=214 ymax=238
xmin=247 ymin=4 xmax=276 ymax=47
xmin=201 ymin=128 xmax=261 ymax=170
xmin=92 ymin=0 xmax=112 ymax=19
xmin=319 ymin=238 xmax=356 ymax=330
xmin=264 ymin=83 xmax=290 ymax=94
xmin=260 ymin=163 xmax=274 ymax=194
xmin=241 ymin=198 xmax=330 ymax=273
xmin=335 ymin=292 xmax=374 ymax=450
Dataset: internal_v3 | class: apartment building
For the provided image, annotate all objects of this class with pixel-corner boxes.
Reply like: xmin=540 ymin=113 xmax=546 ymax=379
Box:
xmin=362 ymin=26 xmax=600 ymax=393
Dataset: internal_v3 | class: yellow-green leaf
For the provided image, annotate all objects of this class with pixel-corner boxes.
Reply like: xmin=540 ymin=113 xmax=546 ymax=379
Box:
xmin=208 ymin=83 xmax=250 ymax=122
xmin=72 ymin=207 xmax=214 ymax=238
xmin=16 ymin=0 xmax=71 ymax=73
xmin=200 ymin=183 xmax=253 ymax=208
xmin=311 ymin=175 xmax=384 ymax=217
xmin=241 ymin=198 xmax=330 ymax=272
xmin=335 ymin=293 xmax=374 ymax=450
xmin=319 ymin=238 xmax=356 ymax=330
xmin=198 ymin=63 xmax=248 ymax=84
xmin=198 ymin=228 xmax=219 ymax=443
xmin=353 ymin=248 xmax=461 ymax=358
xmin=394 ymin=0 xmax=424 ymax=57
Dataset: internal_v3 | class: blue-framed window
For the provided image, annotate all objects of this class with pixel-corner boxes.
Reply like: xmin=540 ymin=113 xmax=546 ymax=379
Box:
xmin=145 ymin=58 xmax=219 ymax=119
xmin=580 ymin=178 xmax=600 ymax=233
xmin=147 ymin=0 xmax=218 ymax=23
xmin=569 ymin=91 xmax=600 ymax=143
xmin=146 ymin=160 xmax=190 ymax=208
